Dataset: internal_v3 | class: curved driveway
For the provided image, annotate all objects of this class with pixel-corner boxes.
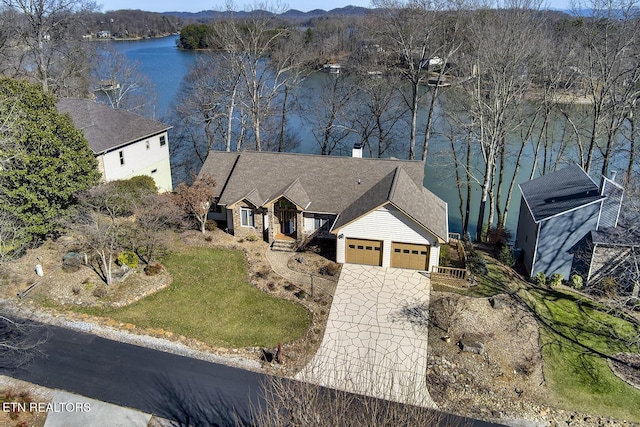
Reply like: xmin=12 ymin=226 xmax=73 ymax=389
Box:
xmin=295 ymin=264 xmax=436 ymax=408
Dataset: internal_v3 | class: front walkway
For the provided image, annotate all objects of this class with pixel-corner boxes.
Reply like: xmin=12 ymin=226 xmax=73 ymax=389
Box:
xmin=295 ymin=264 xmax=436 ymax=408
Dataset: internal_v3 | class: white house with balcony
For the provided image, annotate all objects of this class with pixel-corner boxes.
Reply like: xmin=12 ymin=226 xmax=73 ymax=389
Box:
xmin=57 ymin=98 xmax=173 ymax=192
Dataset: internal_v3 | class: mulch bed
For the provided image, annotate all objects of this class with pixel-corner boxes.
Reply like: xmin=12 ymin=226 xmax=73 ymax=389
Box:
xmin=610 ymin=353 xmax=640 ymax=390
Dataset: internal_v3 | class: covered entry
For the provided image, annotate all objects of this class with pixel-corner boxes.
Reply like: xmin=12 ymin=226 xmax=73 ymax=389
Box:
xmin=346 ymin=238 xmax=382 ymax=266
xmin=391 ymin=242 xmax=429 ymax=270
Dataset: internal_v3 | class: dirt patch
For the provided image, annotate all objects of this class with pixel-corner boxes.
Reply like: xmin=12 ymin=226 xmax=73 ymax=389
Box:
xmin=427 ymin=291 xmax=546 ymax=421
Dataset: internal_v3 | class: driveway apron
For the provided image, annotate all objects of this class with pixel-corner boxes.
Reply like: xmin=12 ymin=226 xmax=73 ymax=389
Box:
xmin=295 ymin=264 xmax=436 ymax=408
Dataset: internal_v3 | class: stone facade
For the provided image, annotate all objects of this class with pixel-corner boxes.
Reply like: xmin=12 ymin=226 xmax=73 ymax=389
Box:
xmin=231 ymin=202 xmax=264 ymax=239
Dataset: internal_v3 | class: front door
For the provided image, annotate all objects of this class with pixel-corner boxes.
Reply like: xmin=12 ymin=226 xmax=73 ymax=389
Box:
xmin=280 ymin=210 xmax=296 ymax=235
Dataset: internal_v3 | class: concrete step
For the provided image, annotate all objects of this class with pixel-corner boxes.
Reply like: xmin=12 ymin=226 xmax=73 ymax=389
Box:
xmin=271 ymin=240 xmax=296 ymax=252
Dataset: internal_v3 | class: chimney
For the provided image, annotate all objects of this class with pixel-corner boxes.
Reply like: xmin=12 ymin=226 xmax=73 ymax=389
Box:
xmin=352 ymin=142 xmax=363 ymax=158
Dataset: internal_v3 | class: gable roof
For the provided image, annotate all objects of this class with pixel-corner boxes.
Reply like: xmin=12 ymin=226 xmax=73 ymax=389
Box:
xmin=56 ymin=98 xmax=172 ymax=154
xmin=332 ymin=166 xmax=449 ymax=241
xmin=519 ymin=164 xmax=604 ymax=223
xmin=200 ymin=151 xmax=448 ymax=241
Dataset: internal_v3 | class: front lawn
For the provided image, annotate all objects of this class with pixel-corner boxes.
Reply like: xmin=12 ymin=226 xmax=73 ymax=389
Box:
xmin=75 ymin=247 xmax=310 ymax=348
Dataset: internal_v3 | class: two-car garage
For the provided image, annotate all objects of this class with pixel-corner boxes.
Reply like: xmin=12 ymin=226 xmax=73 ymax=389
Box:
xmin=345 ymin=238 xmax=430 ymax=270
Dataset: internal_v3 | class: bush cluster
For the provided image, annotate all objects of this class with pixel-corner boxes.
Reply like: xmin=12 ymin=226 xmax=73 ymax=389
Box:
xmin=144 ymin=262 xmax=163 ymax=276
xmin=116 ymin=251 xmax=139 ymax=269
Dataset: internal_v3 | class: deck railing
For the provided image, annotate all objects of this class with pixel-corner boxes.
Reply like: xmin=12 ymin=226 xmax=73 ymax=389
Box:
xmin=431 ymin=265 xmax=468 ymax=286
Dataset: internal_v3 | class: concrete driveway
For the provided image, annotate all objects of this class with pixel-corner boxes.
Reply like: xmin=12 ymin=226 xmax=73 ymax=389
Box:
xmin=295 ymin=264 xmax=436 ymax=408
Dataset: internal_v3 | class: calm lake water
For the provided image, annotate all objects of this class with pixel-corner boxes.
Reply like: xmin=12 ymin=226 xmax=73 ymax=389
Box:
xmin=111 ymin=35 xmax=541 ymax=238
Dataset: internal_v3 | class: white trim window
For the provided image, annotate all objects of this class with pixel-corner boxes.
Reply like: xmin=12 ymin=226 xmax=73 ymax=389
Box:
xmin=240 ymin=207 xmax=255 ymax=227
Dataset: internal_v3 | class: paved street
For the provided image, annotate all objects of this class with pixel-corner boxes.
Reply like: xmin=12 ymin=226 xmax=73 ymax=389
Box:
xmin=0 ymin=323 xmax=264 ymax=425
xmin=296 ymin=264 xmax=436 ymax=407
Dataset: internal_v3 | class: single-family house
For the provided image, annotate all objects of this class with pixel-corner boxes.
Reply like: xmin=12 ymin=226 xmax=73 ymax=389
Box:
xmin=57 ymin=98 xmax=173 ymax=192
xmin=199 ymin=148 xmax=449 ymax=270
xmin=515 ymin=164 xmax=624 ymax=280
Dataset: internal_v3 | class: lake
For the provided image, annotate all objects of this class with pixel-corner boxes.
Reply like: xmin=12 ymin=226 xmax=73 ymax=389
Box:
xmin=110 ymin=35 xmax=548 ymax=239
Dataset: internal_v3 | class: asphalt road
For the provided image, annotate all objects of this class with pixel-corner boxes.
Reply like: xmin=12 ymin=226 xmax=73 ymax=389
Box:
xmin=0 ymin=322 xmax=263 ymax=425
xmin=0 ymin=320 xmax=501 ymax=426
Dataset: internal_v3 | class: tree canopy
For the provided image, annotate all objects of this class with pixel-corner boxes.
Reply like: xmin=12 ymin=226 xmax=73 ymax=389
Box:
xmin=0 ymin=77 xmax=100 ymax=245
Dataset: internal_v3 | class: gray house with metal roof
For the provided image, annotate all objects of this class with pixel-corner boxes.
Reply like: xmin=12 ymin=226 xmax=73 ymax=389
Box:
xmin=515 ymin=164 xmax=623 ymax=280
xmin=56 ymin=98 xmax=173 ymax=192
xmin=199 ymin=150 xmax=449 ymax=270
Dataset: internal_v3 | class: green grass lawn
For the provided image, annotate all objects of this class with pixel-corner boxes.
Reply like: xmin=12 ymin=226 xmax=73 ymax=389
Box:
xmin=75 ymin=247 xmax=310 ymax=348
xmin=448 ymin=251 xmax=640 ymax=422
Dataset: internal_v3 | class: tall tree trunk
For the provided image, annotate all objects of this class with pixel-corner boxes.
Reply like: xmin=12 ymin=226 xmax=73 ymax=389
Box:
xmin=421 ymin=85 xmax=440 ymax=161
xmin=226 ymin=85 xmax=237 ymax=152
xmin=278 ymin=86 xmax=289 ymax=152
xmin=464 ymin=137 xmax=472 ymax=236
xmin=409 ymin=80 xmax=419 ymax=160
xmin=626 ymin=111 xmax=636 ymax=189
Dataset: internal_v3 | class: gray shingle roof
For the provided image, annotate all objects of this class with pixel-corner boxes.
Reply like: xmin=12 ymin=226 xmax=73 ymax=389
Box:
xmin=56 ymin=98 xmax=171 ymax=154
xmin=519 ymin=164 xmax=604 ymax=223
xmin=200 ymin=151 xmax=448 ymax=241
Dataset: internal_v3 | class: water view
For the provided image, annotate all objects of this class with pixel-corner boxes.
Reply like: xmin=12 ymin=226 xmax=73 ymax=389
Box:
xmin=109 ymin=35 xmax=589 ymax=239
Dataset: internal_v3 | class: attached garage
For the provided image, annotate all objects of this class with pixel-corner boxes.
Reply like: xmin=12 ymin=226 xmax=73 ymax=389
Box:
xmin=391 ymin=242 xmax=430 ymax=270
xmin=346 ymin=238 xmax=383 ymax=266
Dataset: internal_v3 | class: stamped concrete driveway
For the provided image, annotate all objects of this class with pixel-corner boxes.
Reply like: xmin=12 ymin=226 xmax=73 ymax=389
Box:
xmin=295 ymin=264 xmax=436 ymax=408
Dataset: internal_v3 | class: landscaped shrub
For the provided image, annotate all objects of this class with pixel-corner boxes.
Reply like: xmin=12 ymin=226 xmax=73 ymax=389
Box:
xmin=533 ymin=272 xmax=546 ymax=287
xmin=318 ymin=263 xmax=340 ymax=277
xmin=467 ymin=250 xmax=488 ymax=275
xmin=246 ymin=234 xmax=259 ymax=242
xmin=549 ymin=273 xmax=564 ymax=287
xmin=439 ymin=246 xmax=451 ymax=267
xmin=569 ymin=274 xmax=583 ymax=289
xmin=144 ymin=262 xmax=163 ymax=276
xmin=205 ymin=219 xmax=218 ymax=231
xmin=486 ymin=226 xmax=512 ymax=245
xmin=116 ymin=251 xmax=139 ymax=269
xmin=497 ymin=245 xmax=515 ymax=267
xmin=600 ymin=276 xmax=618 ymax=297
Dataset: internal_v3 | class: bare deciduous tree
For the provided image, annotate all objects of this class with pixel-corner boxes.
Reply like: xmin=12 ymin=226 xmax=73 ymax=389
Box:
xmin=173 ymin=175 xmax=217 ymax=234
xmin=1 ymin=0 xmax=97 ymax=94
xmin=91 ymin=44 xmax=158 ymax=118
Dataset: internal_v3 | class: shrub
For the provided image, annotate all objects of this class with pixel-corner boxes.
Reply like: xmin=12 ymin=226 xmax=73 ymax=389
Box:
xmin=144 ymin=262 xmax=163 ymax=276
xmin=497 ymin=245 xmax=515 ymax=267
xmin=92 ymin=286 xmax=107 ymax=298
xmin=116 ymin=251 xmax=139 ymax=269
xmin=439 ymin=246 xmax=451 ymax=267
xmin=72 ymin=286 xmax=81 ymax=295
xmin=600 ymin=276 xmax=618 ymax=297
xmin=533 ymin=272 xmax=546 ymax=287
xmin=246 ymin=234 xmax=259 ymax=242
xmin=318 ymin=263 xmax=340 ymax=277
xmin=549 ymin=273 xmax=563 ymax=287
xmin=467 ymin=250 xmax=487 ymax=275
xmin=486 ymin=226 xmax=511 ymax=245
xmin=205 ymin=220 xmax=218 ymax=231
xmin=569 ymin=274 xmax=583 ymax=289
xmin=294 ymin=290 xmax=306 ymax=300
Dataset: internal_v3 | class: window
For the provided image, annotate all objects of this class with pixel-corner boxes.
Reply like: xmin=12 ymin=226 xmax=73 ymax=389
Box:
xmin=145 ymin=141 xmax=150 ymax=150
xmin=314 ymin=217 xmax=327 ymax=230
xmin=160 ymin=135 xmax=166 ymax=146
xmin=240 ymin=207 xmax=254 ymax=227
xmin=119 ymin=150 xmax=124 ymax=165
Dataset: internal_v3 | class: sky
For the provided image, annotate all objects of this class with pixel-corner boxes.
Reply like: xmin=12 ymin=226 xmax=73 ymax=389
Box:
xmin=98 ymin=0 xmax=572 ymax=13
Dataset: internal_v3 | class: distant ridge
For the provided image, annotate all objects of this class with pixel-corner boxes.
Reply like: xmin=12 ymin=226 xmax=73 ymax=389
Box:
xmin=162 ymin=5 xmax=372 ymax=20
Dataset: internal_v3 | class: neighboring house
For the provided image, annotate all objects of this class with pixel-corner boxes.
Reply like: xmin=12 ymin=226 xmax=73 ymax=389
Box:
xmin=515 ymin=164 xmax=624 ymax=280
xmin=57 ymin=98 xmax=173 ymax=192
xmin=199 ymin=148 xmax=449 ymax=270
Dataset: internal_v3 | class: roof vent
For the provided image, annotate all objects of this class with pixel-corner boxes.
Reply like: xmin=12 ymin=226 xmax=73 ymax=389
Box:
xmin=352 ymin=142 xmax=363 ymax=158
